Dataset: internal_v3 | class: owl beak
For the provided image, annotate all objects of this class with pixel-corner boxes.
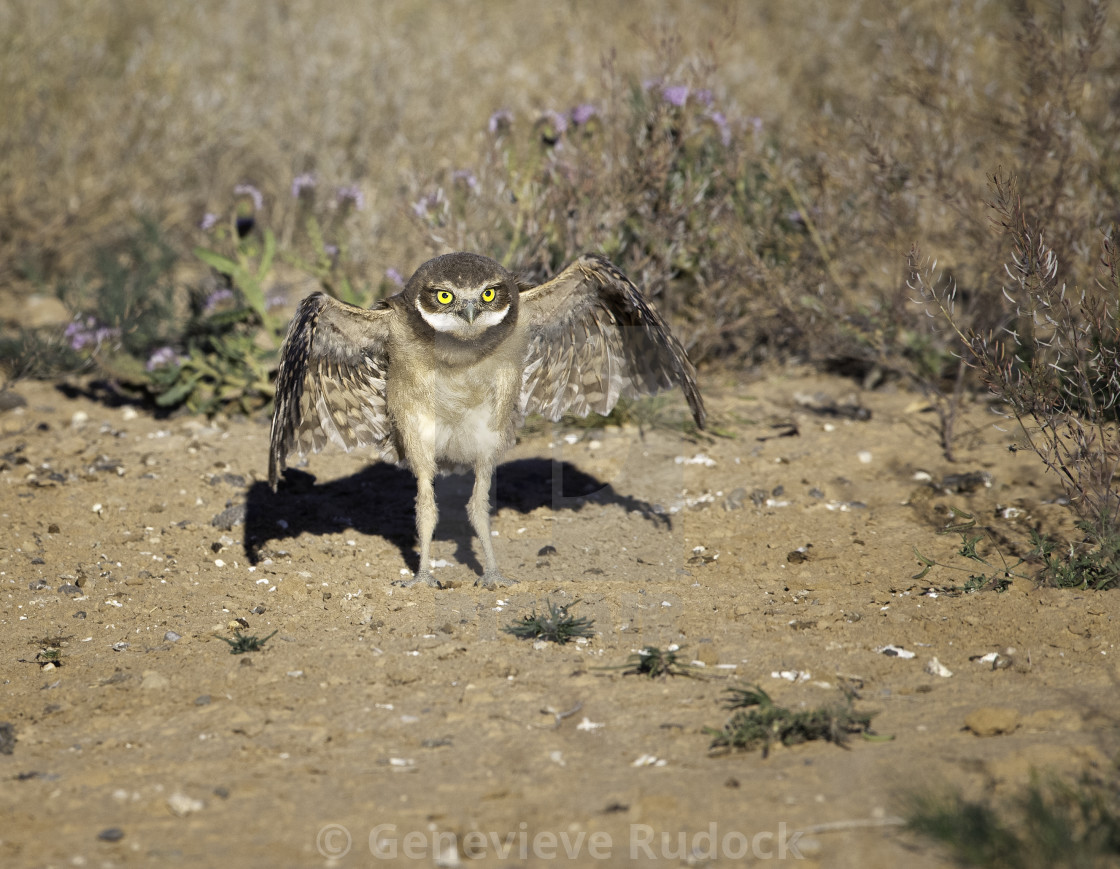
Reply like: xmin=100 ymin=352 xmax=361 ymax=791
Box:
xmin=460 ymin=300 xmax=478 ymax=325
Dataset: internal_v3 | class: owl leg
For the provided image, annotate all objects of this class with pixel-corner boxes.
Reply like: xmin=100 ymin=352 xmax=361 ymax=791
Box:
xmin=469 ymin=462 xmax=517 ymax=589
xmin=394 ymin=468 xmax=442 ymax=588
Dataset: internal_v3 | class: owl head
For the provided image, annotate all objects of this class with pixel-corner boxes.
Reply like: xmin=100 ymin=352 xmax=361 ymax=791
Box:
xmin=404 ymin=253 xmax=519 ymax=349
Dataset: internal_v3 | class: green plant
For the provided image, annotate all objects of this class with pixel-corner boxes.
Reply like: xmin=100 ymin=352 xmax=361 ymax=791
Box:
xmin=0 ymin=328 xmax=87 ymax=381
xmin=912 ymin=507 xmax=1028 ymax=593
xmin=907 ymin=773 xmax=1120 ymax=869
xmin=622 ymin=645 xmax=700 ymax=679
xmin=1031 ymin=526 xmax=1120 ymax=591
xmin=706 ymin=686 xmax=879 ymax=758
xmin=503 ymin=599 xmax=595 ymax=645
xmin=408 ymin=58 xmax=812 ymax=369
xmin=216 ymin=629 xmax=278 ymax=655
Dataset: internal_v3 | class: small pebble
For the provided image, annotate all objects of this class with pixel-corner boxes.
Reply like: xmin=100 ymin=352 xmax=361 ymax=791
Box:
xmin=111 ymin=642 xmax=130 ymax=652
xmin=925 ymin=657 xmax=953 ymax=678
xmin=164 ymin=630 xmax=182 ymax=642
xmin=964 ymin=707 xmax=1020 ymax=736
xmin=58 ymin=584 xmax=81 ymax=596
xmin=195 ymin=695 xmax=212 ymax=706
xmin=167 ymin=792 xmax=205 ymax=817
xmin=97 ymin=827 xmax=125 ymax=842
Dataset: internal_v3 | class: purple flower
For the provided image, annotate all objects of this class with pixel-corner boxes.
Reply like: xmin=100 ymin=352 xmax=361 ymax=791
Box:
xmin=385 ymin=267 xmax=404 ymax=288
xmin=410 ymin=189 xmax=445 ymax=219
xmin=199 ymin=212 xmax=218 ymax=231
xmin=661 ymin=85 xmax=689 ymax=107
xmin=233 ymin=184 xmax=263 ymax=212
xmin=451 ymin=169 xmax=478 ymax=191
xmin=749 ymin=116 xmax=764 ymax=135
xmin=540 ymin=110 xmax=568 ymax=136
xmin=570 ymin=103 xmax=597 ymax=126
xmin=335 ymin=185 xmax=365 ymax=211
xmin=64 ymin=316 xmax=119 ymax=352
xmin=291 ymin=173 xmax=317 ymax=198
xmin=203 ymin=287 xmax=235 ymax=315
xmin=488 ymin=109 xmax=513 ymax=134
xmin=323 ymin=243 xmax=339 ymax=258
xmin=265 ymin=292 xmax=287 ymax=310
xmin=706 ymin=110 xmax=731 ymax=146
xmin=642 ymin=77 xmax=662 ymax=92
xmin=145 ymin=346 xmax=182 ymax=372
xmin=694 ymin=88 xmax=714 ymax=107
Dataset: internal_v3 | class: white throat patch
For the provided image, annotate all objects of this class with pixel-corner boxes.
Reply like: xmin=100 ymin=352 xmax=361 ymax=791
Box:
xmin=417 ymin=300 xmax=509 ymax=337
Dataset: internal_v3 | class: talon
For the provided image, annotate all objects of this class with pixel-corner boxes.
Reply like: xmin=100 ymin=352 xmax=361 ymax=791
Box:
xmin=393 ymin=570 xmax=443 ymax=589
xmin=475 ymin=570 xmax=518 ymax=589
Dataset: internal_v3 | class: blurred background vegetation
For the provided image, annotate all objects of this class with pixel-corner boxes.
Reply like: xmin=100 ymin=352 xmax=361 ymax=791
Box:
xmin=0 ymin=1 xmax=1117 ymax=544
xmin=2 ymin=0 xmax=1116 ymax=375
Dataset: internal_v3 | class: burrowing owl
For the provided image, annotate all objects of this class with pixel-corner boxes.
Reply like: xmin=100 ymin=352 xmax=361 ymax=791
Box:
xmin=269 ymin=252 xmax=705 ymax=588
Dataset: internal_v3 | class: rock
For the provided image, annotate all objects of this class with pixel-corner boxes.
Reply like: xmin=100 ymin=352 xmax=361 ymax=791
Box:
xmin=0 ymin=390 xmax=27 ymax=412
xmin=97 ymin=827 xmax=125 ymax=842
xmin=694 ymin=645 xmax=719 ymax=666
xmin=924 ymin=657 xmax=952 ymax=677
xmin=140 ymin=670 xmax=170 ymax=691
xmin=277 ymin=577 xmax=309 ymax=597
xmin=0 ymin=722 xmax=15 ymax=755
xmin=167 ymin=792 xmax=205 ymax=817
xmin=19 ymin=295 xmax=71 ymax=329
xmin=210 ymin=502 xmax=246 ymax=530
xmin=964 ymin=707 xmax=1020 ymax=736
xmin=723 ymin=487 xmax=747 ymax=510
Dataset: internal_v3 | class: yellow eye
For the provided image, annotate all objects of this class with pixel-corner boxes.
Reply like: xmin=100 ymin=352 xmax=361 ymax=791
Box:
xmin=436 ymin=290 xmax=454 ymax=305
xmin=481 ymin=287 xmax=496 ymax=303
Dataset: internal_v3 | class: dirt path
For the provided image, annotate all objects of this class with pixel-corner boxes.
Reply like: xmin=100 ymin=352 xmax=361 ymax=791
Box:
xmin=1 ymin=371 xmax=1116 ymax=867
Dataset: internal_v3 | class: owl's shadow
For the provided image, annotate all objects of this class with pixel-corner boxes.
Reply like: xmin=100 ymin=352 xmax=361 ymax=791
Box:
xmin=243 ymin=458 xmax=669 ymax=575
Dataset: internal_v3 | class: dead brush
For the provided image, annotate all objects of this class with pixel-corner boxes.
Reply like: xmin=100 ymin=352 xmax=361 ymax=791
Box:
xmin=912 ymin=171 xmax=1120 ymax=589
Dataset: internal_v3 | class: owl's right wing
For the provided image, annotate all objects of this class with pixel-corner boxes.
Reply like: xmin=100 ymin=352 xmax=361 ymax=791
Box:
xmin=268 ymin=292 xmax=397 ymax=489
xmin=517 ymin=254 xmax=705 ymax=428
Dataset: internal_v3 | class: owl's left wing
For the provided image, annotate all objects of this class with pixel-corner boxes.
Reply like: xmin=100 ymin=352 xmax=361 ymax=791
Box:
xmin=268 ymin=292 xmax=397 ymax=490
xmin=517 ymin=254 xmax=705 ymax=428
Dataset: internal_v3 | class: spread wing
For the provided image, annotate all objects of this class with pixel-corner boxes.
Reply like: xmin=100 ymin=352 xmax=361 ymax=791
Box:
xmin=268 ymin=292 xmax=397 ymax=489
xmin=518 ymin=254 xmax=705 ymax=428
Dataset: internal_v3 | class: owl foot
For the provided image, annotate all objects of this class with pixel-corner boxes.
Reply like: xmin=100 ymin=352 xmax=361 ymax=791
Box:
xmin=393 ymin=570 xmax=443 ymax=589
xmin=475 ymin=569 xmax=518 ymax=589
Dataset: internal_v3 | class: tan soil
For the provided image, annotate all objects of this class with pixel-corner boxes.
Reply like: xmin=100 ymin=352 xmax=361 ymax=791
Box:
xmin=1 ymin=371 xmax=1117 ymax=868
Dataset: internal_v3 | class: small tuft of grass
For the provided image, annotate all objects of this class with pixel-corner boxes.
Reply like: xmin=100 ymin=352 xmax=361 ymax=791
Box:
xmin=1031 ymin=523 xmax=1120 ymax=592
xmin=706 ymin=686 xmax=880 ymax=758
xmin=913 ymin=507 xmax=1027 ymax=593
xmin=216 ymin=629 xmax=278 ymax=655
xmin=622 ymin=645 xmax=701 ymax=679
xmin=907 ymin=773 xmax=1120 ymax=869
xmin=503 ymin=599 xmax=594 ymax=645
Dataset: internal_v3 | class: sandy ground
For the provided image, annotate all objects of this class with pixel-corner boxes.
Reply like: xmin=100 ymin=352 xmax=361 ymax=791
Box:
xmin=1 ymin=370 xmax=1117 ymax=868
